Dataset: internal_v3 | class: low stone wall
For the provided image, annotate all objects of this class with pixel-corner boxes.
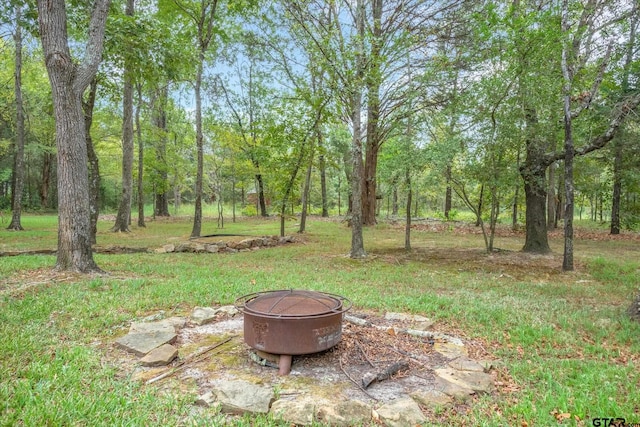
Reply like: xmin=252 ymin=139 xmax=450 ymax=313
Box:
xmin=154 ymin=235 xmax=296 ymax=254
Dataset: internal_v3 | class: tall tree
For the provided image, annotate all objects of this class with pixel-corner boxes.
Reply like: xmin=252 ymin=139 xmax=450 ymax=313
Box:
xmin=111 ymin=0 xmax=136 ymax=232
xmin=611 ymin=10 xmax=638 ymax=235
xmin=37 ymin=0 xmax=110 ymax=272
xmin=7 ymin=4 xmax=25 ymax=231
xmin=171 ymin=0 xmax=219 ymax=238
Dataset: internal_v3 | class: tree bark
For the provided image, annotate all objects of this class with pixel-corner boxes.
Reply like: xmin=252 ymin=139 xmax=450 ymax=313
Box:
xmin=255 ymin=169 xmax=268 ymax=217
xmin=349 ymin=0 xmax=366 ymax=259
xmin=444 ymin=164 xmax=452 ymax=221
xmin=40 ymin=151 xmax=53 ymax=209
xmin=299 ymin=145 xmax=314 ymax=233
xmin=362 ymin=0 xmax=383 ymax=227
xmin=112 ymin=0 xmax=135 ymax=233
xmin=8 ymin=4 xmax=25 ymax=231
xmin=191 ymin=51 xmax=205 ymax=238
xmin=405 ymin=169 xmax=411 ymax=251
xmin=136 ymin=83 xmax=145 ymax=227
xmin=561 ymin=0 xmax=574 ymax=271
xmin=37 ymin=0 xmax=110 ymax=272
xmin=83 ymin=78 xmax=100 ymax=245
xmin=153 ymin=86 xmax=170 ymax=217
xmin=520 ymin=157 xmax=551 ymax=254
xmin=547 ymin=162 xmax=557 ymax=229
xmin=319 ymin=141 xmax=328 ymax=217
xmin=610 ymin=139 xmax=623 ymax=234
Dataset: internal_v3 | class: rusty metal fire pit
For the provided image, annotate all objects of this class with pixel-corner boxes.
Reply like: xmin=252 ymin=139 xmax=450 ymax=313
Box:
xmin=235 ymin=289 xmax=352 ymax=375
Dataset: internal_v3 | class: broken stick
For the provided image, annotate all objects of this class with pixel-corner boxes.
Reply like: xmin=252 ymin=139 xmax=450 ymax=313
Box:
xmin=361 ymin=360 xmax=409 ymax=389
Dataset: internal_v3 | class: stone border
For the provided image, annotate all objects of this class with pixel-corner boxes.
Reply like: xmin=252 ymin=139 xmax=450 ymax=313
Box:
xmin=114 ymin=307 xmax=498 ymax=427
xmin=154 ymin=236 xmax=296 ymax=254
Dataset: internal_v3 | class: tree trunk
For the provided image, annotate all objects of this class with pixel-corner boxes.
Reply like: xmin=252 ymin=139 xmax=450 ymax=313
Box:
xmin=83 ymin=78 xmax=100 ymax=245
xmin=392 ymin=183 xmax=398 ymax=216
xmin=444 ymin=164 xmax=452 ymax=221
xmin=350 ymin=0 xmax=366 ymax=259
xmin=299 ymin=147 xmax=314 ymax=233
xmin=520 ymin=160 xmax=551 ymax=253
xmin=37 ymin=0 xmax=110 ymax=272
xmin=256 ymin=171 xmax=268 ymax=217
xmin=362 ymin=0 xmax=383 ymax=227
xmin=153 ymin=85 xmax=170 ymax=217
xmin=319 ymin=143 xmax=328 ymax=217
xmin=547 ymin=162 xmax=557 ymax=229
xmin=40 ymin=151 xmax=53 ymax=209
xmin=191 ymin=52 xmax=205 ymax=238
xmin=475 ymin=184 xmax=484 ymax=227
xmin=405 ymin=169 xmax=411 ymax=251
xmin=561 ymin=0 xmax=574 ymax=272
xmin=8 ymin=5 xmax=25 ymax=231
xmin=112 ymin=0 xmax=135 ymax=233
xmin=136 ymin=83 xmax=145 ymax=227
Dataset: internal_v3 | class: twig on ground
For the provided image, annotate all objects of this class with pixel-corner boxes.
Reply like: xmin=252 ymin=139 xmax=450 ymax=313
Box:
xmin=339 ymin=355 xmax=378 ymax=401
xmin=146 ymin=335 xmax=236 ymax=385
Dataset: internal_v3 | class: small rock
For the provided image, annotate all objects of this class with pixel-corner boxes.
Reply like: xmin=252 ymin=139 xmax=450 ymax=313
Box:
xmin=140 ymin=344 xmax=178 ymax=367
xmin=216 ymin=305 xmax=239 ymax=317
xmin=205 ymin=244 xmax=219 ymax=253
xmin=195 ymin=391 xmax=217 ymax=407
xmin=317 ymin=400 xmax=372 ymax=427
xmin=271 ymin=397 xmax=316 ymax=426
xmin=432 ymin=375 xmax=475 ymax=401
xmin=374 ymin=396 xmax=427 ymax=427
xmin=130 ymin=319 xmax=178 ymax=334
xmin=175 ymin=243 xmax=195 ymax=253
xmin=115 ymin=331 xmax=177 ymax=356
xmin=212 ymin=380 xmax=274 ymax=415
xmin=194 ymin=243 xmax=206 ymax=252
xmin=410 ymin=388 xmax=453 ymax=408
xmin=191 ymin=307 xmax=218 ymax=325
xmin=435 ymin=367 xmax=494 ymax=395
xmin=434 ymin=341 xmax=468 ymax=359
xmin=448 ymin=356 xmax=486 ymax=372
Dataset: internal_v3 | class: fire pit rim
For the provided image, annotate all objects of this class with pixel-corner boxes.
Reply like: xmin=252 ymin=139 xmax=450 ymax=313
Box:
xmin=235 ymin=289 xmax=352 ymax=319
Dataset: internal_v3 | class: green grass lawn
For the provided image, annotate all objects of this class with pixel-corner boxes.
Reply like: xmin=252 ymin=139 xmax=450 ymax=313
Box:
xmin=1 ymin=214 xmax=639 ymax=426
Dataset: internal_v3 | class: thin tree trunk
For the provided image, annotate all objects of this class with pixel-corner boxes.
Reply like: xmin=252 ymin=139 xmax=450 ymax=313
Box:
xmin=475 ymin=184 xmax=484 ymax=227
xmin=191 ymin=52 xmax=205 ymax=237
xmin=405 ymin=169 xmax=411 ymax=251
xmin=256 ymin=170 xmax=268 ymax=217
xmin=299 ymin=147 xmax=314 ymax=233
xmin=83 ymin=78 xmax=100 ymax=245
xmin=153 ymin=86 xmax=170 ymax=217
xmin=349 ymin=0 xmax=366 ymax=259
xmin=319 ymin=144 xmax=328 ymax=217
xmin=112 ymin=0 xmax=135 ymax=233
xmin=136 ymin=83 xmax=145 ymax=227
xmin=40 ymin=152 xmax=52 ymax=209
xmin=547 ymin=162 xmax=557 ymax=229
xmin=444 ymin=164 xmax=452 ymax=221
xmin=8 ymin=5 xmax=25 ymax=231
xmin=561 ymin=0 xmax=574 ymax=271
